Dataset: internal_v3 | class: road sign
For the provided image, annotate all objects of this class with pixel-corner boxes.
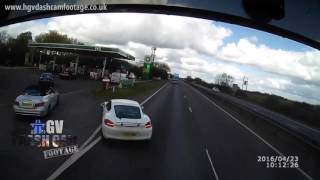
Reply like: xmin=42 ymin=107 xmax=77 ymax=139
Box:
xmin=144 ymin=55 xmax=151 ymax=63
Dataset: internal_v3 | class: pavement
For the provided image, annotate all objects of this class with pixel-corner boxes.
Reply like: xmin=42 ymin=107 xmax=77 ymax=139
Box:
xmin=0 ymin=68 xmax=318 ymax=180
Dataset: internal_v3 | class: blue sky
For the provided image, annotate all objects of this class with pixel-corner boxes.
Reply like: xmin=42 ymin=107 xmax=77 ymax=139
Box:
xmin=217 ymin=21 xmax=313 ymax=52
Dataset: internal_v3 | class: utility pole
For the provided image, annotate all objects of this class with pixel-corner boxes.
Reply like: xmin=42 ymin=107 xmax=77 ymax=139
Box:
xmin=151 ymin=47 xmax=156 ymax=64
xmin=242 ymin=76 xmax=248 ymax=91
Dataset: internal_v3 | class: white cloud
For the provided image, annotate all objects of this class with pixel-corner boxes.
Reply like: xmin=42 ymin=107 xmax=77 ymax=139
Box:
xmin=1 ymin=20 xmax=51 ymax=37
xmin=217 ymin=38 xmax=320 ymax=86
xmin=46 ymin=13 xmax=231 ymax=56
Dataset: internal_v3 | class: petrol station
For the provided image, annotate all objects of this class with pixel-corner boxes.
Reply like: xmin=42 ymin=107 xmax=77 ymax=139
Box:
xmin=26 ymin=42 xmax=135 ymax=80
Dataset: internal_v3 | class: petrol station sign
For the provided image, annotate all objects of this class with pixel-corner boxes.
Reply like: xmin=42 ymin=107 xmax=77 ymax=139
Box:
xmin=143 ymin=55 xmax=152 ymax=80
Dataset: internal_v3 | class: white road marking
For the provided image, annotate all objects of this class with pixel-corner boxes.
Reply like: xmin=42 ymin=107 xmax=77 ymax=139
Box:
xmin=47 ymin=136 xmax=102 ymax=180
xmin=184 ymin=95 xmax=186 ymax=99
xmin=47 ymin=82 xmax=168 ymax=180
xmin=188 ymin=107 xmax=193 ymax=113
xmin=78 ymin=126 xmax=101 ymax=151
xmin=51 ymin=126 xmax=102 ymax=173
xmin=205 ymin=148 xmax=219 ymax=180
xmin=188 ymin=84 xmax=313 ymax=180
xmin=140 ymin=83 xmax=168 ymax=105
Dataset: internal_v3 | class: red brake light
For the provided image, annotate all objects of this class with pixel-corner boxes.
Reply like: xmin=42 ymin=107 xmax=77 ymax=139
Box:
xmin=35 ymin=102 xmax=45 ymax=107
xmin=145 ymin=121 xmax=152 ymax=128
xmin=104 ymin=119 xmax=114 ymax=127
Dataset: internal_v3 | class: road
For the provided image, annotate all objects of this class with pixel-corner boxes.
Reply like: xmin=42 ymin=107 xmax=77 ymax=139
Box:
xmin=0 ymin=68 xmax=316 ymax=180
xmin=192 ymin=83 xmax=320 ymax=149
xmin=55 ymin=81 xmax=311 ymax=180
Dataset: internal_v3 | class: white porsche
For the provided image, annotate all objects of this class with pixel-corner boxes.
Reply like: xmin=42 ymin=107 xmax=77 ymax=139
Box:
xmin=101 ymin=99 xmax=152 ymax=140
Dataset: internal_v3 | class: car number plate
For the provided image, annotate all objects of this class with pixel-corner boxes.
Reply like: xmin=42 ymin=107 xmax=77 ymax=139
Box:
xmin=123 ymin=132 xmax=136 ymax=137
xmin=22 ymin=101 xmax=33 ymax=108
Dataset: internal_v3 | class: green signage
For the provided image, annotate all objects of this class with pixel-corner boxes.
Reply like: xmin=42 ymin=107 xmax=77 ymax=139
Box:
xmin=143 ymin=55 xmax=152 ymax=80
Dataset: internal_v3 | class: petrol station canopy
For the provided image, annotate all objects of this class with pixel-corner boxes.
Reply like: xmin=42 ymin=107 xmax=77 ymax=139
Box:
xmin=28 ymin=42 xmax=135 ymax=61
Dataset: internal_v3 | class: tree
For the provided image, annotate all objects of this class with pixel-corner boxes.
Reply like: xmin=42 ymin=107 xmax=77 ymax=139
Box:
xmin=16 ymin=32 xmax=32 ymax=53
xmin=215 ymin=72 xmax=234 ymax=87
xmin=35 ymin=30 xmax=80 ymax=44
xmin=151 ymin=66 xmax=168 ymax=80
xmin=5 ymin=31 xmax=33 ymax=66
xmin=186 ymin=76 xmax=193 ymax=82
xmin=0 ymin=31 xmax=33 ymax=66
xmin=129 ymin=65 xmax=143 ymax=78
xmin=154 ymin=62 xmax=170 ymax=72
xmin=0 ymin=31 xmax=8 ymax=44
xmin=0 ymin=31 xmax=9 ymax=65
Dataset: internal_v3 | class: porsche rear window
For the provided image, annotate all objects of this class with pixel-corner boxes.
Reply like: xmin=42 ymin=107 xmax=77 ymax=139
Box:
xmin=114 ymin=105 xmax=141 ymax=119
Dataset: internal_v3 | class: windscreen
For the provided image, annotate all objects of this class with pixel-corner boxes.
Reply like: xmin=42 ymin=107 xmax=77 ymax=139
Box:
xmin=1 ymin=9 xmax=319 ymax=180
xmin=23 ymin=88 xmax=44 ymax=96
xmin=40 ymin=73 xmax=52 ymax=79
xmin=114 ymin=105 xmax=141 ymax=119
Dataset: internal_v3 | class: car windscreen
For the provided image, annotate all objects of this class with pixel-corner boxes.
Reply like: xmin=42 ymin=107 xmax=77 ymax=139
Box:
xmin=41 ymin=74 xmax=52 ymax=78
xmin=114 ymin=105 xmax=141 ymax=119
xmin=23 ymin=88 xmax=45 ymax=96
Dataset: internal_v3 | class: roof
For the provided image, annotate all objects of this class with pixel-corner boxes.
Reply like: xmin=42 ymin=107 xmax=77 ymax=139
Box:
xmin=111 ymin=99 xmax=140 ymax=106
xmin=28 ymin=43 xmax=135 ymax=60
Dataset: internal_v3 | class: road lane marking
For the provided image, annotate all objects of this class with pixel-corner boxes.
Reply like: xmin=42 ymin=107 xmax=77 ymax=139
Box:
xmin=205 ymin=148 xmax=219 ymax=180
xmin=140 ymin=83 xmax=168 ymax=105
xmin=187 ymin=83 xmax=313 ymax=180
xmin=79 ymin=126 xmax=101 ymax=151
xmin=47 ymin=136 xmax=102 ymax=180
xmin=188 ymin=107 xmax=193 ymax=113
xmin=47 ymin=82 xmax=168 ymax=180
xmin=184 ymin=95 xmax=186 ymax=99
xmin=57 ymin=126 xmax=102 ymax=167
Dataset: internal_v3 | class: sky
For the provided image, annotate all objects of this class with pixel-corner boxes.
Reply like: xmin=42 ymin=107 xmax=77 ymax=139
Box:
xmin=1 ymin=13 xmax=320 ymax=105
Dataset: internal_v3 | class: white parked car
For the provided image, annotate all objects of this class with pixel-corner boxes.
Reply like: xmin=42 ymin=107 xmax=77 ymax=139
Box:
xmin=212 ymin=87 xmax=220 ymax=92
xmin=101 ymin=99 xmax=152 ymax=140
xmin=13 ymin=85 xmax=59 ymax=117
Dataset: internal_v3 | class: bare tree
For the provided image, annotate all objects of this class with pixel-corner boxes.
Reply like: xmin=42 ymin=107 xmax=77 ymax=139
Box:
xmin=215 ymin=72 xmax=234 ymax=87
xmin=0 ymin=31 xmax=9 ymax=44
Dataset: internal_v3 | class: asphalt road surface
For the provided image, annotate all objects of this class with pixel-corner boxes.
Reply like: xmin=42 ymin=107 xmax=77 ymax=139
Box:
xmin=0 ymin=68 xmax=316 ymax=180
xmin=192 ymin=83 xmax=320 ymax=148
xmin=56 ymin=81 xmax=312 ymax=180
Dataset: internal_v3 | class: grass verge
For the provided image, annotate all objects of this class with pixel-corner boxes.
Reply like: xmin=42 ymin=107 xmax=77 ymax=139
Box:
xmin=92 ymin=81 xmax=166 ymax=101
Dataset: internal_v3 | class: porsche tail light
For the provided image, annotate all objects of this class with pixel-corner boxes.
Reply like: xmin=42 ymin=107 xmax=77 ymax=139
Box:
xmin=145 ymin=121 xmax=152 ymax=128
xmin=104 ymin=119 xmax=114 ymax=127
